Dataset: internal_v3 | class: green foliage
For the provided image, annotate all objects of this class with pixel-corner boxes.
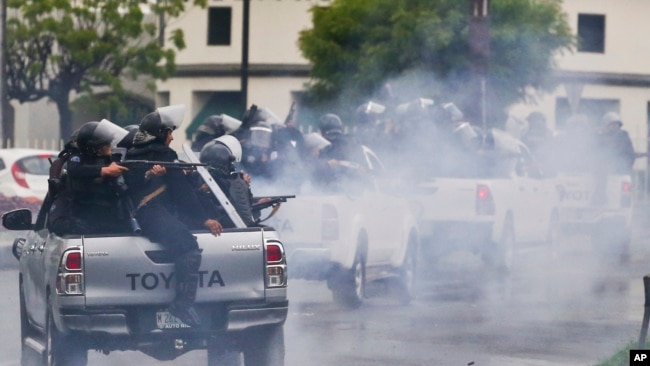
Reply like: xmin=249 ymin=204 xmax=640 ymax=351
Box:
xmin=595 ymin=341 xmax=636 ymax=366
xmin=4 ymin=0 xmax=206 ymax=139
xmin=299 ymin=0 xmax=575 ymax=124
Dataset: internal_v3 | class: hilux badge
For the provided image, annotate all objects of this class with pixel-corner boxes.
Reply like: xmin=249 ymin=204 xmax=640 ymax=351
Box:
xmin=231 ymin=244 xmax=261 ymax=251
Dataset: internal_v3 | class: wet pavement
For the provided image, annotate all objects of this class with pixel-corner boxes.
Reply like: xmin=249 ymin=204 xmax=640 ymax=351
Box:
xmin=0 ymin=203 xmax=649 ymax=365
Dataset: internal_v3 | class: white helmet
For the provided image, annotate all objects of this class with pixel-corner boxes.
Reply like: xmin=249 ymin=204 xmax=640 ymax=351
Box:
xmin=600 ymin=111 xmax=622 ymax=127
xmin=214 ymin=135 xmax=242 ymax=162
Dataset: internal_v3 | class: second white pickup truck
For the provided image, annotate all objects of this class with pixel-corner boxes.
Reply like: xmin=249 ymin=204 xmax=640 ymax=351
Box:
xmin=265 ymin=147 xmax=419 ymax=308
xmin=410 ymin=129 xmax=560 ymax=271
xmin=554 ymin=172 xmax=633 ymax=262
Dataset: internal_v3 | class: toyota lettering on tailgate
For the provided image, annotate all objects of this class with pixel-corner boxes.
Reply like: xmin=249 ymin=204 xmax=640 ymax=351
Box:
xmin=126 ymin=270 xmax=225 ymax=291
xmin=560 ymin=190 xmax=590 ymax=201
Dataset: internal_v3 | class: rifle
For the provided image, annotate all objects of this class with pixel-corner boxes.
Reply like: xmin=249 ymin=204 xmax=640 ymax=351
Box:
xmin=118 ymin=160 xmax=207 ymax=170
xmin=115 ymin=176 xmax=142 ymax=235
xmin=251 ymin=195 xmax=296 ymax=212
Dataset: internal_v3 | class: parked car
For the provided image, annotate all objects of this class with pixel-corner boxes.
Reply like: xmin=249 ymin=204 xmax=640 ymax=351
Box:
xmin=0 ymin=148 xmax=58 ymax=200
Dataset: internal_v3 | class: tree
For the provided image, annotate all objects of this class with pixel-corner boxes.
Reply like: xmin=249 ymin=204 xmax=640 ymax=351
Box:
xmin=298 ymin=0 xmax=575 ymax=126
xmin=4 ymin=0 xmax=206 ymax=142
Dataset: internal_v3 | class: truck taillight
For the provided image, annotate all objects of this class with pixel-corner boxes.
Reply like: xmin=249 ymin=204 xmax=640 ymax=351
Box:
xmin=65 ymin=252 xmax=82 ymax=270
xmin=267 ymin=244 xmax=282 ymax=262
xmin=621 ymin=181 xmax=632 ymax=208
xmin=265 ymin=242 xmax=287 ymax=288
xmin=476 ymin=184 xmax=495 ymax=215
xmin=56 ymin=249 xmax=84 ymax=295
xmin=321 ymin=204 xmax=339 ymax=240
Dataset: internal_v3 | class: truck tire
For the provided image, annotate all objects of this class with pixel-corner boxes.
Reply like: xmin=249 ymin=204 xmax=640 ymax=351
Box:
xmin=243 ymin=325 xmax=285 ymax=366
xmin=389 ymin=233 xmax=418 ymax=305
xmin=44 ymin=300 xmax=87 ymax=366
xmin=20 ymin=282 xmax=41 ymax=366
xmin=485 ymin=216 xmax=515 ymax=274
xmin=332 ymin=251 xmax=366 ymax=309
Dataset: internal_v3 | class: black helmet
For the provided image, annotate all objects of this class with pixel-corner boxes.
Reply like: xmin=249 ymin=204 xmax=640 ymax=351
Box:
xmin=78 ymin=119 xmax=129 ymax=154
xmin=355 ymin=101 xmax=386 ymax=125
xmin=319 ymin=113 xmax=344 ymax=141
xmin=76 ymin=121 xmax=112 ymax=155
xmin=139 ymin=111 xmax=173 ymax=141
xmin=136 ymin=105 xmax=185 ymax=144
xmin=197 ymin=115 xmax=226 ymax=137
xmin=200 ymin=140 xmax=235 ymax=176
xmin=115 ymin=124 xmax=140 ymax=149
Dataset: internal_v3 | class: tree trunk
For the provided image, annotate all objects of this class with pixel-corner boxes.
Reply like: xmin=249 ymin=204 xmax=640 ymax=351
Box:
xmin=55 ymin=92 xmax=73 ymax=143
xmin=2 ymin=99 xmax=14 ymax=147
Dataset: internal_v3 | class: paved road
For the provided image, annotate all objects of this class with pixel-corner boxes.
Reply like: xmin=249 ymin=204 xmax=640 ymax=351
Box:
xmin=0 ymin=206 xmax=648 ymax=365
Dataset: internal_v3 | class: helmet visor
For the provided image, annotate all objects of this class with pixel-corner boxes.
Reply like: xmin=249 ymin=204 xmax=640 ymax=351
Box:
xmin=220 ymin=114 xmax=243 ymax=134
xmin=96 ymin=119 xmax=129 ymax=147
xmin=157 ymin=104 xmax=186 ymax=131
xmin=362 ymin=101 xmax=386 ymax=115
xmin=249 ymin=125 xmax=272 ymax=149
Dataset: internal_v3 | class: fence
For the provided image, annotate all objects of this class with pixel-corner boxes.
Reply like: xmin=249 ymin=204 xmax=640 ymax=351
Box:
xmin=3 ymin=138 xmax=65 ymax=151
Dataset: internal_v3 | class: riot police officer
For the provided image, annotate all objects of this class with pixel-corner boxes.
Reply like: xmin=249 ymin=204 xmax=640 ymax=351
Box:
xmin=190 ymin=114 xmax=242 ymax=152
xmin=199 ymin=139 xmax=258 ymax=227
xmin=317 ymin=113 xmax=369 ymax=189
xmin=124 ymin=105 xmax=223 ymax=327
xmin=49 ymin=120 xmax=130 ymax=235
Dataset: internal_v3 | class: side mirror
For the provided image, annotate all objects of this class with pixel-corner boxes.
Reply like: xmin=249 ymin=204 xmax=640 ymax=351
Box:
xmin=2 ymin=209 xmax=33 ymax=231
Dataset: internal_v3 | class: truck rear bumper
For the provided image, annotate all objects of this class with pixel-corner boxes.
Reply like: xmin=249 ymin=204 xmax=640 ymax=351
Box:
xmin=420 ymin=221 xmax=494 ymax=246
xmin=558 ymin=207 xmax=630 ymax=233
xmin=59 ymin=300 xmax=289 ymax=335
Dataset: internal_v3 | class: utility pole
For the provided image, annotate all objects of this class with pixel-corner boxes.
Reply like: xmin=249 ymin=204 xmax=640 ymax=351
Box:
xmin=469 ymin=0 xmax=490 ymax=131
xmin=240 ymin=0 xmax=250 ymax=112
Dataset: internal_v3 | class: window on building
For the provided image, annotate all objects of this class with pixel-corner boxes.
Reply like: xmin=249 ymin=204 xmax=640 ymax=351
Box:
xmin=207 ymin=7 xmax=232 ymax=46
xmin=577 ymin=14 xmax=605 ymax=53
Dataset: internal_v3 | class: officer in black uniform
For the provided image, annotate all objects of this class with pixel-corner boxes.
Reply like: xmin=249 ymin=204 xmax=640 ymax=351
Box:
xmin=317 ymin=113 xmax=369 ymax=189
xmin=199 ymin=140 xmax=258 ymax=227
xmin=124 ymin=105 xmax=223 ymax=327
xmin=49 ymin=120 xmax=130 ymax=235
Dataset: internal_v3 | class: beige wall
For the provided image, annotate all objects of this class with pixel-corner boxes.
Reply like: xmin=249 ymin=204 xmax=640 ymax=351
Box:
xmin=170 ymin=0 xmax=322 ymax=65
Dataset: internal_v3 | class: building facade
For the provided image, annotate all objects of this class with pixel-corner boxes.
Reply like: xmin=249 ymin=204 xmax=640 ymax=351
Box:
xmin=12 ymin=0 xmax=650 ymax=177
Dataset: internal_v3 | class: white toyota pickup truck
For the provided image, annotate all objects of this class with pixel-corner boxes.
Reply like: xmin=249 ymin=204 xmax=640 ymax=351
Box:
xmin=410 ymin=129 xmax=560 ymax=271
xmin=554 ymin=172 xmax=633 ymax=261
xmin=2 ymin=148 xmax=289 ymax=366
xmin=264 ymin=147 xmax=419 ymax=308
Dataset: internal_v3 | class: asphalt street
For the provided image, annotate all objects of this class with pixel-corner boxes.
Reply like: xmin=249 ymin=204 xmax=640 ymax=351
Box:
xmin=0 ymin=203 xmax=648 ymax=365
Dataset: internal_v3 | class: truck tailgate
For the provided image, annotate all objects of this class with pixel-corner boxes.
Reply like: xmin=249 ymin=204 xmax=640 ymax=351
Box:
xmin=415 ymin=179 xmax=483 ymax=221
xmin=83 ymin=231 xmax=266 ymax=307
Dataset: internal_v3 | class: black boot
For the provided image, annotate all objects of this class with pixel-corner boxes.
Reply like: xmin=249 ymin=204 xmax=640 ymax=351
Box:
xmin=169 ymin=278 xmax=201 ymax=327
xmin=169 ymin=249 xmax=202 ymax=327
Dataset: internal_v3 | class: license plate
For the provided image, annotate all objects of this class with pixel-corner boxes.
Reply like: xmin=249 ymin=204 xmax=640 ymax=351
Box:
xmin=156 ymin=311 xmax=191 ymax=329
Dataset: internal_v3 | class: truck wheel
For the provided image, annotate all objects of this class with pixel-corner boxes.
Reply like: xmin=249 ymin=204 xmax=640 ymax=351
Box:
xmin=243 ymin=325 xmax=285 ymax=366
xmin=44 ymin=301 xmax=87 ymax=366
xmin=389 ymin=234 xmax=418 ymax=305
xmin=332 ymin=251 xmax=366 ymax=309
xmin=488 ymin=217 xmax=515 ymax=274
xmin=20 ymin=282 xmax=41 ymax=366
